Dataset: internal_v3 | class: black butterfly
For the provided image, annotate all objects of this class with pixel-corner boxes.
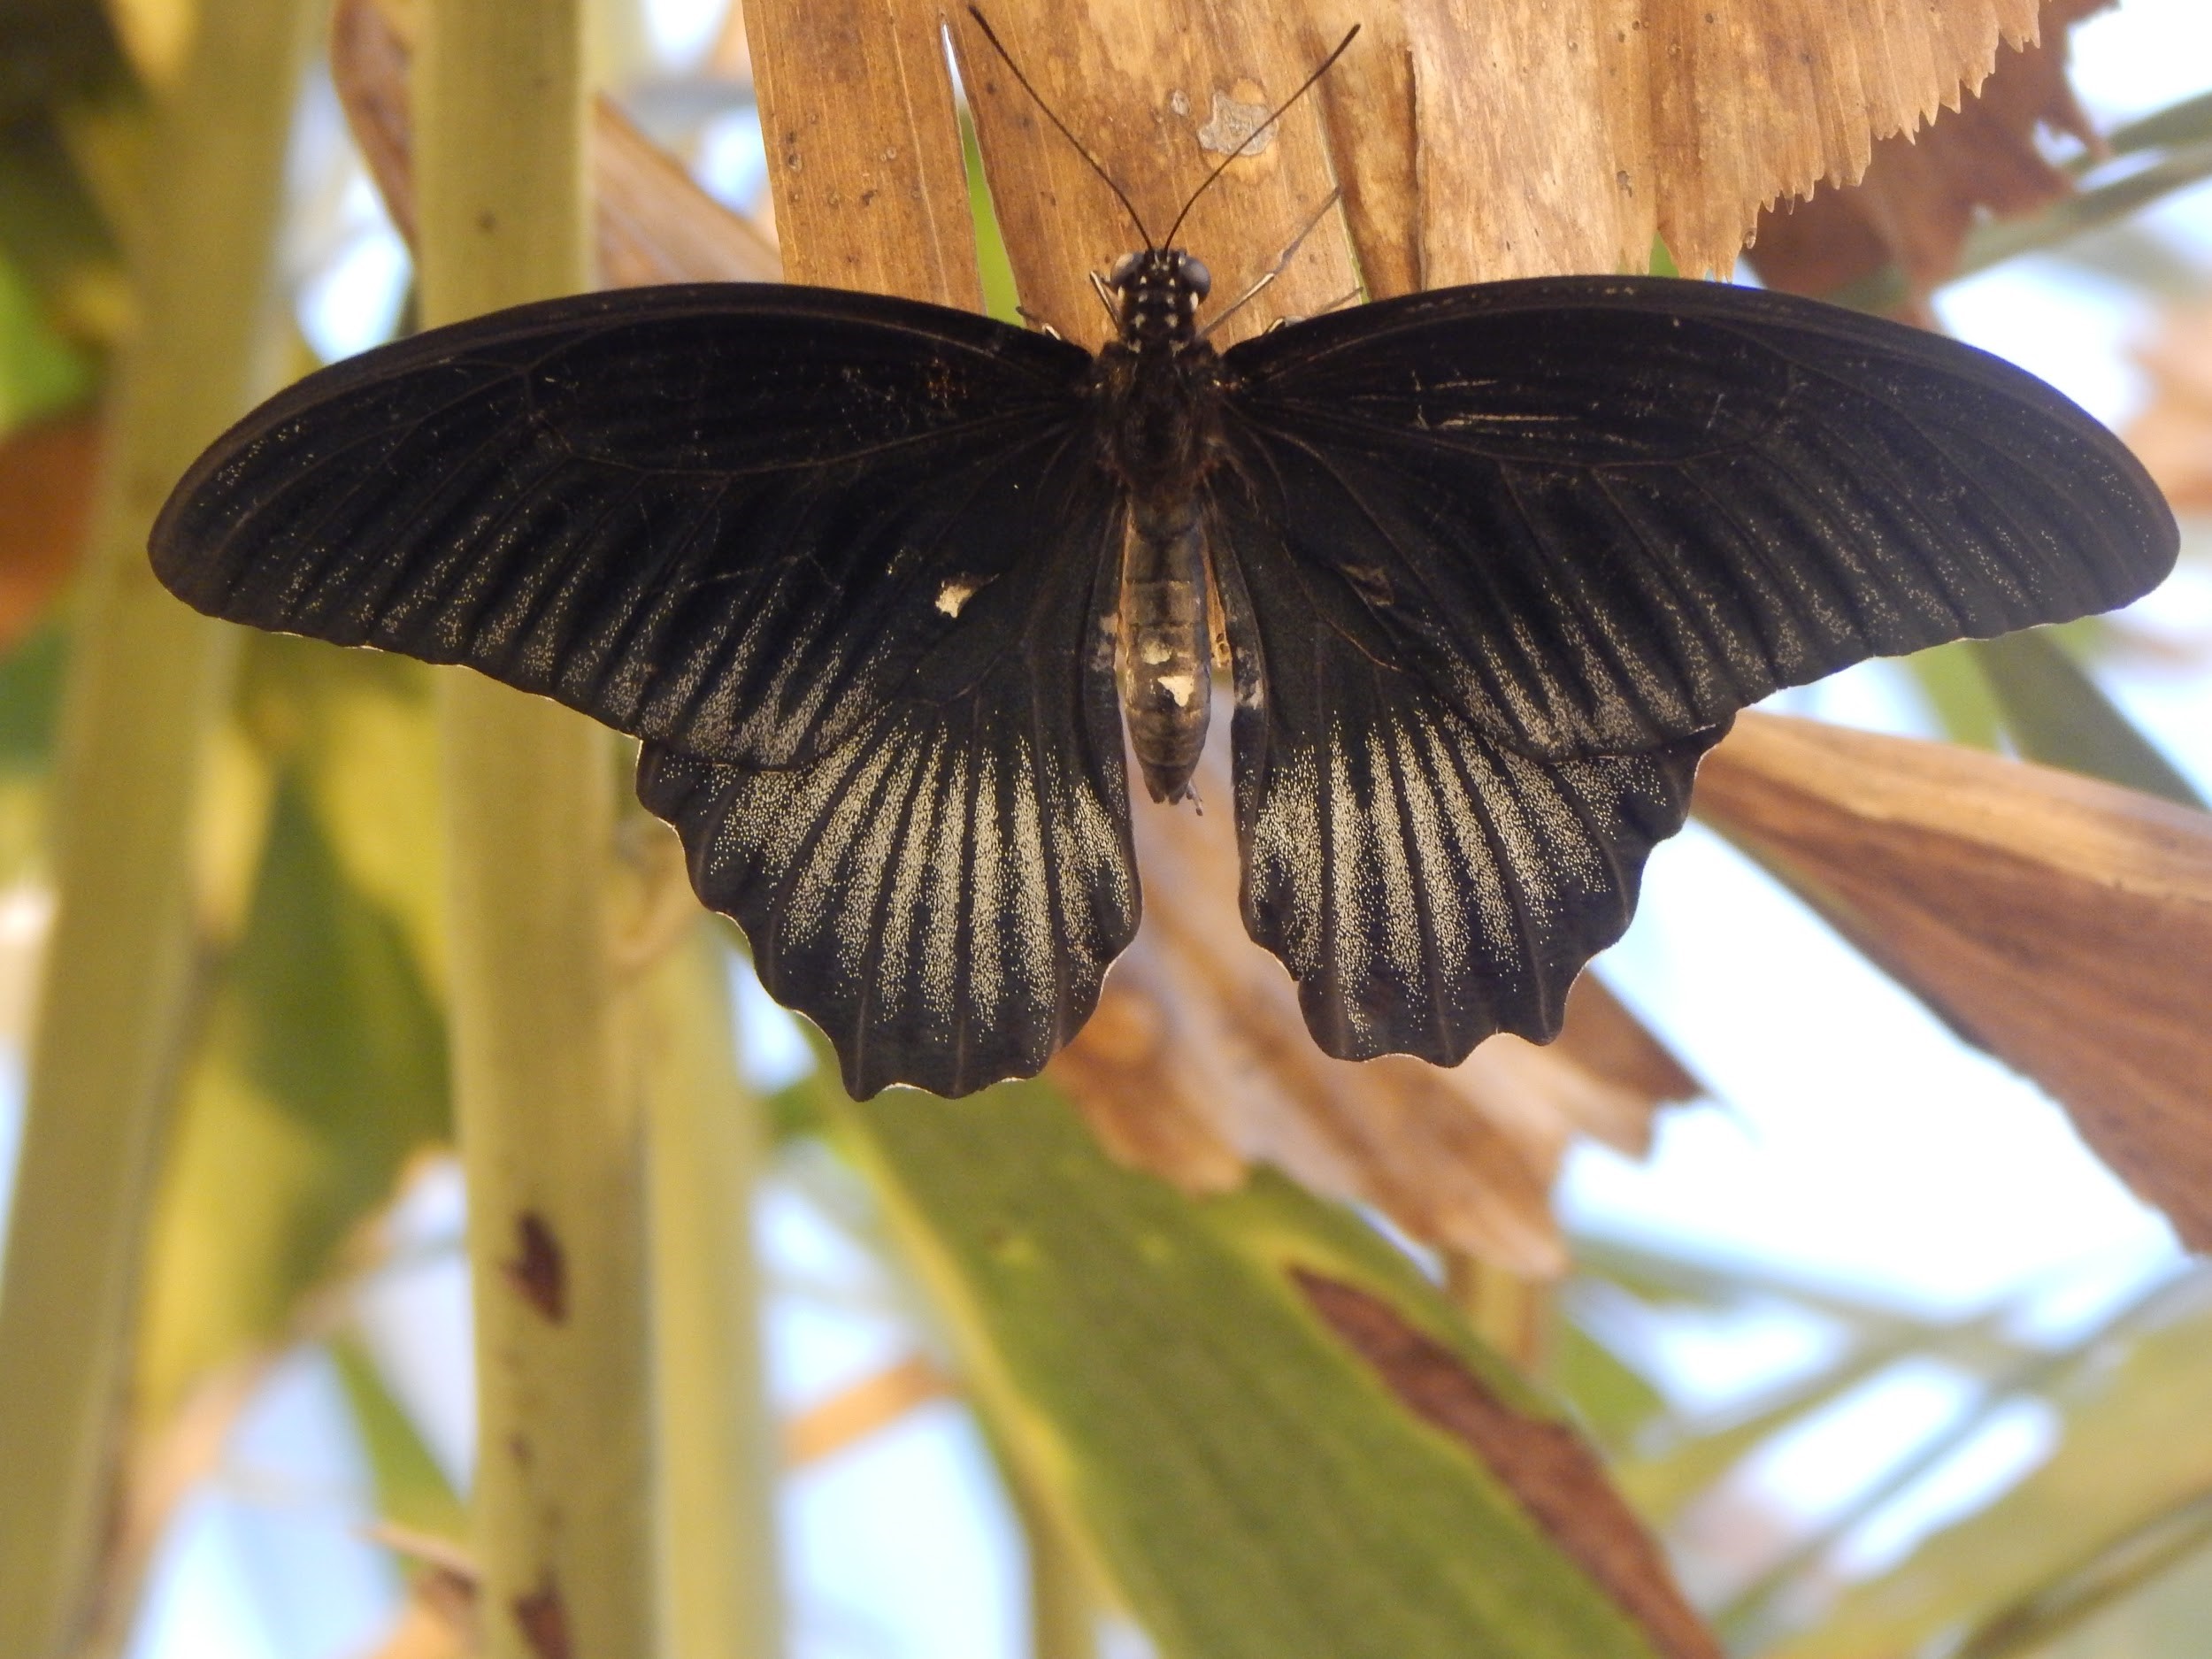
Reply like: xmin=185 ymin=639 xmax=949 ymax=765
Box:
xmin=148 ymin=27 xmax=2177 ymax=1098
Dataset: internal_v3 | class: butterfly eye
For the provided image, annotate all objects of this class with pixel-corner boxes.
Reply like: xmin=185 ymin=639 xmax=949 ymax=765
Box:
xmin=1109 ymin=251 xmax=1142 ymax=288
xmin=1178 ymin=254 xmax=1211 ymax=299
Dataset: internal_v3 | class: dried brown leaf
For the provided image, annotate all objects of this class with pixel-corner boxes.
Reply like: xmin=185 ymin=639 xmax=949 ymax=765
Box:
xmin=330 ymin=0 xmax=780 ymax=287
xmin=0 ymin=415 xmax=100 ymax=648
xmin=1697 ymin=711 xmax=2212 ymax=1250
xmin=1629 ymin=0 xmax=2047 ymax=278
xmin=2126 ymin=302 xmax=2212 ymax=515
xmin=1747 ymin=0 xmax=2107 ymax=311
xmin=1051 ymin=747 xmax=1701 ymax=1277
xmin=748 ymin=0 xmax=974 ymax=302
xmin=957 ymin=0 xmax=2052 ymax=311
xmin=332 ymin=0 xmax=419 ymax=246
xmin=594 ymin=101 xmax=781 ymax=286
xmin=953 ymin=2 xmax=1362 ymax=341
xmin=364 ymin=1524 xmax=481 ymax=1659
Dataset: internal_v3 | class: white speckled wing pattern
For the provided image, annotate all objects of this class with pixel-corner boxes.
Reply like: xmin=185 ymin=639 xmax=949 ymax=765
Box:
xmin=1212 ymin=491 xmax=1720 ymax=1063
xmin=635 ymin=480 xmax=1136 ymax=1099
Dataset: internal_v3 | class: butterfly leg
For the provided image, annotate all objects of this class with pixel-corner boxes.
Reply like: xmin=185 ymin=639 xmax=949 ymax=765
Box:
xmin=1261 ymin=288 xmax=1362 ymax=333
xmin=1087 ymin=269 xmax=1121 ymax=329
xmin=1199 ymin=187 xmax=1344 ymax=341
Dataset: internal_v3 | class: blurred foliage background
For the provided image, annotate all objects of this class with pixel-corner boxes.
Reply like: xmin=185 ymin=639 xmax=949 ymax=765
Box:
xmin=0 ymin=1 xmax=2209 ymax=1657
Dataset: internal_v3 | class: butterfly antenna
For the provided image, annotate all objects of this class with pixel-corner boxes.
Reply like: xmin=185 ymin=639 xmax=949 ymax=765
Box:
xmin=965 ymin=7 xmax=1155 ymax=250
xmin=1161 ymin=24 xmax=1359 ymax=250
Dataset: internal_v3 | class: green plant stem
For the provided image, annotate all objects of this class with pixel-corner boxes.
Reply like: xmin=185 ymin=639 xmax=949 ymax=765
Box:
xmin=0 ymin=0 xmax=314 ymax=1652
xmin=418 ymin=4 xmax=655 ymax=1657
xmin=1950 ymin=1487 xmax=2212 ymax=1659
xmin=1007 ymin=1465 xmax=1100 ymax=1659
xmin=645 ymin=922 xmax=780 ymax=1659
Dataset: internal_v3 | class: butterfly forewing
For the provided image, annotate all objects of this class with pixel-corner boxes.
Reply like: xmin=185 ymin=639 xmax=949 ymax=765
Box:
xmin=153 ymin=284 xmax=1098 ymax=772
xmin=1218 ymin=277 xmax=2177 ymax=762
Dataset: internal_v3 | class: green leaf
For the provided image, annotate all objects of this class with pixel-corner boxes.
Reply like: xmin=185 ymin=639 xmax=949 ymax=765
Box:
xmin=1902 ymin=641 xmax=2004 ymax=752
xmin=0 ymin=619 xmax=65 ymax=768
xmin=0 ymin=620 xmax=65 ymax=881
xmin=0 ymin=242 xmax=93 ymax=428
xmin=1953 ymin=1489 xmax=2212 ymax=1659
xmin=1970 ymin=631 xmax=2204 ymax=810
xmin=0 ymin=0 xmax=134 ymax=126
xmin=0 ymin=117 xmax=124 ymax=350
xmin=2101 ymin=90 xmax=2212 ymax=165
xmin=833 ymin=1079 xmax=1702 ymax=1659
xmin=1549 ymin=1316 xmax=1670 ymax=1455
xmin=136 ymin=775 xmax=450 ymax=1419
xmin=2027 ymin=1529 xmax=2212 ymax=1659
xmin=963 ymin=111 xmax=1022 ymax=326
xmin=329 ymin=1334 xmax=466 ymax=1543
xmin=1960 ymin=139 xmax=2212 ymax=280
xmin=237 ymin=634 xmax=449 ymax=998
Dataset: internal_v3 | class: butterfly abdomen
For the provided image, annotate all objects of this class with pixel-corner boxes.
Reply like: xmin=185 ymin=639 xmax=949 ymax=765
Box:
xmin=1118 ymin=497 xmax=1211 ymax=803
xmin=1098 ymin=337 xmax=1226 ymax=804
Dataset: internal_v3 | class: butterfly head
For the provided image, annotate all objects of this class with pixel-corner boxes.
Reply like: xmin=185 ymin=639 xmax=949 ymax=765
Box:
xmin=1108 ymin=248 xmax=1210 ymax=351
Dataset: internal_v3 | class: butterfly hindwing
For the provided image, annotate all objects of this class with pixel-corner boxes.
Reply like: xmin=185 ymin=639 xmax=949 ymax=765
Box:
xmin=636 ymin=454 xmax=1138 ymax=1100
xmin=1220 ymin=275 xmax=2177 ymax=760
xmin=1210 ymin=480 xmax=1721 ymax=1064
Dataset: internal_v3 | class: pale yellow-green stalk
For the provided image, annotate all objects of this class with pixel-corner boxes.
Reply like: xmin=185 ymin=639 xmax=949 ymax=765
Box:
xmin=643 ymin=918 xmax=781 ymax=1659
xmin=417 ymin=2 xmax=656 ymax=1656
xmin=0 ymin=0 xmax=318 ymax=1651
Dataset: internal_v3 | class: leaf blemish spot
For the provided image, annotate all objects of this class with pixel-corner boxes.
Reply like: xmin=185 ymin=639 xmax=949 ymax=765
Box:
xmin=1292 ymin=1268 xmax=1722 ymax=1659
xmin=511 ymin=1576 xmax=574 ymax=1659
xmin=503 ymin=1210 xmax=567 ymax=1323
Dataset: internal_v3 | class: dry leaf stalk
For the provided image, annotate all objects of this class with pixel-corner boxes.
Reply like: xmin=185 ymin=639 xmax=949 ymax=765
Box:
xmin=782 ymin=1355 xmax=957 ymax=1465
xmin=1698 ymin=712 xmax=2212 ymax=1251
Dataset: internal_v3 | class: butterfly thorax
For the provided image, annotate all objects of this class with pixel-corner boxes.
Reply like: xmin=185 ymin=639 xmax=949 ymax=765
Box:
xmin=1094 ymin=248 xmax=1225 ymax=804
